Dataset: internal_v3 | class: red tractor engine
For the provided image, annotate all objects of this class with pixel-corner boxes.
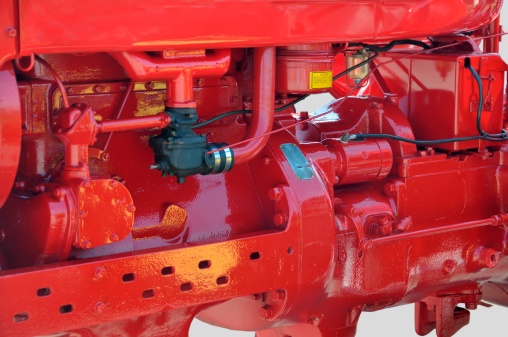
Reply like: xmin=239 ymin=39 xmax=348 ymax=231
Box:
xmin=0 ymin=1 xmax=508 ymax=337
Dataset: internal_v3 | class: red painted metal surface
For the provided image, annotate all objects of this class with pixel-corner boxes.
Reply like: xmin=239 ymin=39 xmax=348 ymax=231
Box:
xmin=0 ymin=62 xmax=21 ymax=208
xmin=12 ymin=0 xmax=502 ymax=56
xmin=0 ymin=1 xmax=508 ymax=337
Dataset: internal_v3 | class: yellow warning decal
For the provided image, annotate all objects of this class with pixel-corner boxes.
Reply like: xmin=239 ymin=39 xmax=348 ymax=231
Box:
xmin=309 ymin=71 xmax=333 ymax=89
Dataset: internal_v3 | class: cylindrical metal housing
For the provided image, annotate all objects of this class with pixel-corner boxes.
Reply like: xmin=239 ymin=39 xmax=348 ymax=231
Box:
xmin=276 ymin=43 xmax=334 ymax=94
xmin=323 ymin=138 xmax=393 ymax=185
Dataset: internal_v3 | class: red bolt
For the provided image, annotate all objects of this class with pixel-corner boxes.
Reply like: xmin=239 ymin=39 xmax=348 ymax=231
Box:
xmin=109 ymin=233 xmax=119 ymax=242
xmin=34 ymin=184 xmax=45 ymax=193
xmin=14 ymin=180 xmax=26 ymax=190
xmin=100 ymin=152 xmax=110 ymax=162
xmin=383 ymin=182 xmax=397 ymax=196
xmin=52 ymin=188 xmax=64 ymax=200
xmin=269 ymin=290 xmax=286 ymax=301
xmin=82 ymin=240 xmax=92 ymax=249
xmin=465 ymin=303 xmax=478 ymax=310
xmin=273 ymin=212 xmax=288 ymax=227
xmin=6 ymin=27 xmax=17 ymax=38
xmin=109 ymin=179 xmax=118 ymax=188
xmin=145 ymin=82 xmax=154 ymax=90
xmin=308 ymin=316 xmax=320 ymax=326
xmin=94 ymin=302 xmax=106 ymax=314
xmin=259 ymin=305 xmax=272 ymax=319
xmin=93 ymin=85 xmax=104 ymax=93
xmin=221 ymin=77 xmax=227 ymax=84
xmin=196 ymin=79 xmax=204 ymax=87
xmin=442 ymin=259 xmax=456 ymax=274
xmin=268 ymin=187 xmax=283 ymax=201
xmin=79 ymin=211 xmax=87 ymax=219
xmin=94 ymin=267 xmax=107 ymax=279
xmin=262 ymin=156 xmax=271 ymax=165
xmin=231 ymin=95 xmax=238 ymax=103
xmin=81 ymin=181 xmax=91 ymax=188
xmin=127 ymin=204 xmax=136 ymax=213
xmin=66 ymin=87 xmax=74 ymax=94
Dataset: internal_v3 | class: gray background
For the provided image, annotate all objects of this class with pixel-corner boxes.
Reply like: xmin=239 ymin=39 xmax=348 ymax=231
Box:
xmin=190 ymin=6 xmax=508 ymax=336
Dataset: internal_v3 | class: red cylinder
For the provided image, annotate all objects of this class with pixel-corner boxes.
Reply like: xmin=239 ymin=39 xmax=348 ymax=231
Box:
xmin=276 ymin=43 xmax=334 ymax=94
xmin=323 ymin=138 xmax=393 ymax=185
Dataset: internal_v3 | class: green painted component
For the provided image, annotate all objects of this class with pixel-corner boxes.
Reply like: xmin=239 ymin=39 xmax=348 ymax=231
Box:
xmin=280 ymin=143 xmax=314 ymax=180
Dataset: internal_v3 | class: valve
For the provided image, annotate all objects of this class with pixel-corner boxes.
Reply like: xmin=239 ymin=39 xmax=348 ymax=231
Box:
xmin=149 ymin=107 xmax=234 ymax=183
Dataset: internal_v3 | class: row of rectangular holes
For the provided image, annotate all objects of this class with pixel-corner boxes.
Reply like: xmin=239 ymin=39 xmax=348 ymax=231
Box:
xmin=141 ymin=275 xmax=229 ymax=298
xmin=122 ymin=251 xmax=261 ymax=283
xmin=15 ymin=251 xmax=263 ymax=323
xmin=140 ymin=276 xmax=229 ymax=299
xmin=14 ymin=304 xmax=73 ymax=323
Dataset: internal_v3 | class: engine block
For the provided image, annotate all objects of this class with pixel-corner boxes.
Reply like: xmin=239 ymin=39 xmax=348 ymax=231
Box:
xmin=0 ymin=1 xmax=508 ymax=337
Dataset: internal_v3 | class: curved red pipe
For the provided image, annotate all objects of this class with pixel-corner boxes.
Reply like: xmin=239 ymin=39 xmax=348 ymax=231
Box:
xmin=109 ymin=49 xmax=231 ymax=81
xmin=234 ymin=47 xmax=276 ymax=165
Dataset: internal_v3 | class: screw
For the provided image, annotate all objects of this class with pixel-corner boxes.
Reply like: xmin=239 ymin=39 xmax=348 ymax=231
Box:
xmin=79 ymin=211 xmax=88 ymax=219
xmin=94 ymin=267 xmax=107 ymax=279
xmin=145 ymin=82 xmax=155 ymax=90
xmin=196 ymin=79 xmax=204 ymax=86
xmin=262 ymin=156 xmax=271 ymax=165
xmin=109 ymin=179 xmax=118 ymax=187
xmin=81 ymin=181 xmax=91 ymax=188
xmin=109 ymin=233 xmax=119 ymax=242
xmin=127 ymin=204 xmax=136 ymax=213
xmin=259 ymin=305 xmax=272 ymax=319
xmin=94 ymin=302 xmax=106 ymax=314
xmin=66 ymin=87 xmax=74 ymax=94
xmin=100 ymin=152 xmax=110 ymax=162
xmin=82 ymin=240 xmax=92 ymax=249
xmin=221 ymin=77 xmax=227 ymax=85
xmin=93 ymin=85 xmax=104 ymax=93
xmin=5 ymin=27 xmax=17 ymax=38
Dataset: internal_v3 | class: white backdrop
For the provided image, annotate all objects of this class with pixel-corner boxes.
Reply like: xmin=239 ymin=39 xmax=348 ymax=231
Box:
xmin=190 ymin=5 xmax=508 ymax=337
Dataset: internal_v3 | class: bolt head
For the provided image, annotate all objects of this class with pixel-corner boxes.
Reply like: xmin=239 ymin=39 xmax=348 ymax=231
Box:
xmin=259 ymin=305 xmax=272 ymax=319
xmin=109 ymin=233 xmax=119 ymax=242
xmin=273 ymin=212 xmax=288 ymax=226
xmin=268 ymin=187 xmax=283 ymax=201
xmin=94 ymin=267 xmax=107 ymax=279
xmin=82 ymin=240 xmax=92 ymax=249
xmin=6 ymin=27 xmax=17 ymax=38
xmin=94 ymin=302 xmax=106 ymax=314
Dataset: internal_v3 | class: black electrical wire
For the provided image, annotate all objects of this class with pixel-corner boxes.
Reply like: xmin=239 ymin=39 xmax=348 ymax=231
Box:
xmin=465 ymin=58 xmax=506 ymax=140
xmin=349 ymin=58 xmax=507 ymax=145
xmin=360 ymin=39 xmax=431 ymax=52
xmin=191 ymin=50 xmax=379 ymax=129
